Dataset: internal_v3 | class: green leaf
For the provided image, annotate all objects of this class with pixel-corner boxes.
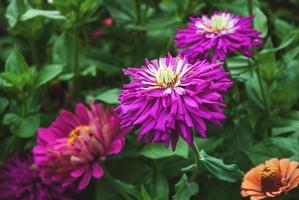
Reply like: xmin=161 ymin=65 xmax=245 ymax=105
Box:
xmin=140 ymin=185 xmax=153 ymax=200
xmin=0 ymin=68 xmax=36 ymax=94
xmin=244 ymin=137 xmax=295 ymax=165
xmin=35 ymin=64 xmax=64 ymax=87
xmin=103 ymin=0 xmax=135 ymax=24
xmin=5 ymin=49 xmax=28 ymax=74
xmin=199 ymin=150 xmax=244 ymax=183
xmin=95 ymin=178 xmax=123 ymax=200
xmin=5 ymin=0 xmax=27 ymax=28
xmin=226 ymin=117 xmax=254 ymax=153
xmin=272 ymin=111 xmax=299 ymax=135
xmin=114 ymin=180 xmax=141 ymax=199
xmin=272 ymin=60 xmax=299 ymax=110
xmin=140 ymin=138 xmax=189 ymax=159
xmin=274 ymin=18 xmax=295 ymax=41
xmin=21 ymin=9 xmax=66 ymax=21
xmin=94 ymin=88 xmax=120 ymax=104
xmin=172 ymin=174 xmax=199 ymax=200
xmin=79 ymin=0 xmax=102 ymax=17
xmin=253 ymin=7 xmax=268 ymax=37
xmin=52 ymin=32 xmax=74 ymax=65
xmin=245 ymin=72 xmax=269 ymax=110
xmin=81 ymin=64 xmax=97 ymax=76
xmin=226 ymin=55 xmax=253 ymax=81
xmin=148 ymin=171 xmax=169 ymax=200
xmin=257 ymin=41 xmax=277 ymax=81
xmin=3 ymin=113 xmax=40 ymax=138
xmin=0 ymin=97 xmax=9 ymax=114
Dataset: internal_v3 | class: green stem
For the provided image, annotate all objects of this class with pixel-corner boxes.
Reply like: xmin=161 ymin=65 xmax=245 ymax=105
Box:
xmin=256 ymin=65 xmax=272 ymax=137
xmin=135 ymin=0 xmax=141 ymax=24
xmin=21 ymin=92 xmax=27 ymax=117
xmin=104 ymin=169 xmax=134 ymax=200
xmin=248 ymin=0 xmax=271 ymax=136
xmin=247 ymin=0 xmax=253 ymax=16
xmin=71 ymin=28 xmax=80 ymax=100
xmin=189 ymin=142 xmax=201 ymax=182
xmin=256 ymin=67 xmax=269 ymax=114
xmin=132 ymin=0 xmax=142 ymax=65
xmin=28 ymin=39 xmax=39 ymax=68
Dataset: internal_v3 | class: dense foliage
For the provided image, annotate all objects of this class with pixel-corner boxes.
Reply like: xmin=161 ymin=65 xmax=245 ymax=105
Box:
xmin=0 ymin=0 xmax=299 ymax=199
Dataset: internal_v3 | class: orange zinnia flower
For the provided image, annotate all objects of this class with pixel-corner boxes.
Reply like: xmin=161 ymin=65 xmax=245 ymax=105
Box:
xmin=241 ymin=158 xmax=299 ymax=200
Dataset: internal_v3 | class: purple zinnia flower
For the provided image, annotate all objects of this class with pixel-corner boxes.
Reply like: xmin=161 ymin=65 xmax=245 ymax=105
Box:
xmin=116 ymin=53 xmax=232 ymax=150
xmin=0 ymin=151 xmax=75 ymax=200
xmin=174 ymin=12 xmax=263 ymax=62
xmin=33 ymin=102 xmax=126 ymax=190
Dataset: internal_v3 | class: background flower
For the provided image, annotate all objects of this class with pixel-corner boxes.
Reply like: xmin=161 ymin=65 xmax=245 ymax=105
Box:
xmin=241 ymin=158 xmax=299 ymax=200
xmin=0 ymin=151 xmax=75 ymax=200
xmin=175 ymin=12 xmax=263 ymax=61
xmin=34 ymin=103 xmax=126 ymax=190
xmin=116 ymin=53 xmax=232 ymax=150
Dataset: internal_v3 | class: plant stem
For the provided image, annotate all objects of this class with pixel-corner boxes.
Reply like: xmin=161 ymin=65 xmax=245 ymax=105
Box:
xmin=248 ymin=0 xmax=272 ymax=136
xmin=135 ymin=0 xmax=141 ymax=25
xmin=189 ymin=141 xmax=202 ymax=182
xmin=104 ymin=169 xmax=134 ymax=200
xmin=256 ymin=67 xmax=269 ymax=114
xmin=71 ymin=28 xmax=80 ymax=100
xmin=132 ymin=0 xmax=142 ymax=65
xmin=248 ymin=0 xmax=253 ymax=16
xmin=21 ymin=92 xmax=27 ymax=117
xmin=28 ymin=39 xmax=39 ymax=68
xmin=256 ymin=65 xmax=272 ymax=137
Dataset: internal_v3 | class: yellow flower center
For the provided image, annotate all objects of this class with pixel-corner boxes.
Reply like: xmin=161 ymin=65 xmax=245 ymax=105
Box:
xmin=155 ymin=67 xmax=179 ymax=88
xmin=68 ymin=125 xmax=93 ymax=144
xmin=261 ymin=165 xmax=282 ymax=193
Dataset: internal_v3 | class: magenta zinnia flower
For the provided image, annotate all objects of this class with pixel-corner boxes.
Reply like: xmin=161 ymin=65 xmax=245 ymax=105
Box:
xmin=33 ymin=103 xmax=126 ymax=190
xmin=174 ymin=12 xmax=263 ymax=62
xmin=0 ymin=151 xmax=75 ymax=200
xmin=116 ymin=53 xmax=232 ymax=150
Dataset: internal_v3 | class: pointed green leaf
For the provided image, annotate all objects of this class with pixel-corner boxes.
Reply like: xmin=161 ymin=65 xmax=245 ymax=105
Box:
xmin=140 ymin=138 xmax=189 ymax=159
xmin=5 ymin=49 xmax=28 ymax=74
xmin=94 ymin=88 xmax=120 ymax=104
xmin=35 ymin=64 xmax=64 ymax=87
xmin=173 ymin=174 xmax=199 ymax=200
xmin=140 ymin=185 xmax=152 ymax=200
xmin=21 ymin=9 xmax=66 ymax=21
xmin=3 ymin=113 xmax=40 ymax=138
xmin=253 ymin=7 xmax=268 ymax=37
xmin=114 ymin=180 xmax=141 ymax=199
xmin=199 ymin=150 xmax=244 ymax=183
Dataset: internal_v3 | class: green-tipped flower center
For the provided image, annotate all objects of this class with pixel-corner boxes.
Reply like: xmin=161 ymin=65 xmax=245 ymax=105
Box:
xmin=155 ymin=67 xmax=178 ymax=88
xmin=211 ymin=15 xmax=228 ymax=32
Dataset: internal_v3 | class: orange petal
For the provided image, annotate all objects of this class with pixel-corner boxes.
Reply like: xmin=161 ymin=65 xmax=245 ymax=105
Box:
xmin=241 ymin=189 xmax=265 ymax=197
xmin=241 ymin=180 xmax=262 ymax=191
xmin=279 ymin=159 xmax=290 ymax=178
xmin=287 ymin=169 xmax=299 ymax=191
xmin=250 ymin=194 xmax=267 ymax=200
xmin=286 ymin=161 xmax=299 ymax=181
xmin=243 ymin=164 xmax=264 ymax=185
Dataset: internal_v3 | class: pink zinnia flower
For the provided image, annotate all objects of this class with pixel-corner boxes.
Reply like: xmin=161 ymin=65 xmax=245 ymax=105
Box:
xmin=116 ymin=53 xmax=232 ymax=150
xmin=174 ymin=12 xmax=263 ymax=62
xmin=33 ymin=103 xmax=126 ymax=190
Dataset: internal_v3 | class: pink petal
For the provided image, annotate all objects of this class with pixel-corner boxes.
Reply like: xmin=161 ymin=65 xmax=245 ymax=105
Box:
xmin=92 ymin=163 xmax=104 ymax=179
